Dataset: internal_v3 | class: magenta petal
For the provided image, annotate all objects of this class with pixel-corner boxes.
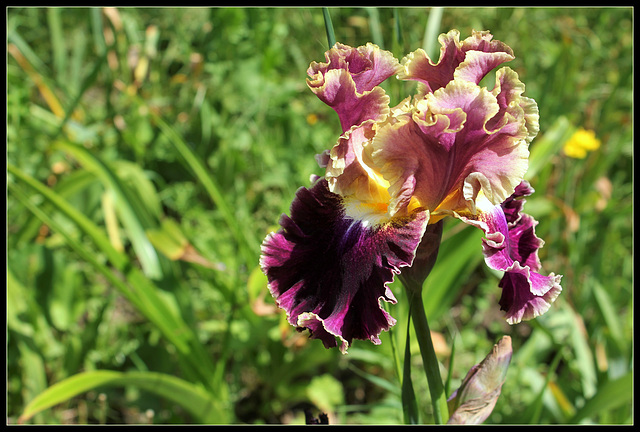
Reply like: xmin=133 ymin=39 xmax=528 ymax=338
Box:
xmin=307 ymin=43 xmax=399 ymax=133
xmin=370 ymin=78 xmax=531 ymax=216
xmin=457 ymin=182 xmax=562 ymax=324
xmin=308 ymin=43 xmax=400 ymax=94
xmin=500 ymin=181 xmax=534 ymax=228
xmin=260 ymin=179 xmax=428 ymax=353
xmin=399 ymin=30 xmax=514 ymax=93
xmin=497 ymin=268 xmax=562 ymax=324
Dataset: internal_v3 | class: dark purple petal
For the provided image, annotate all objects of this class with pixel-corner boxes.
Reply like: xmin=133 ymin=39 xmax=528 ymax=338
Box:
xmin=260 ymin=179 xmax=428 ymax=353
xmin=500 ymin=181 xmax=534 ymax=228
xmin=456 ymin=182 xmax=562 ymax=324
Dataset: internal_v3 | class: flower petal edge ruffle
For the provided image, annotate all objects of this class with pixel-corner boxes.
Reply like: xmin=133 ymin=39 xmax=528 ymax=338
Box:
xmin=260 ymin=178 xmax=429 ymax=353
xmin=455 ymin=181 xmax=562 ymax=324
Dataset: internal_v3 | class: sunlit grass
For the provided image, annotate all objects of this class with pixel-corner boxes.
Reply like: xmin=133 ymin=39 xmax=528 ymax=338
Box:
xmin=7 ymin=7 xmax=632 ymax=425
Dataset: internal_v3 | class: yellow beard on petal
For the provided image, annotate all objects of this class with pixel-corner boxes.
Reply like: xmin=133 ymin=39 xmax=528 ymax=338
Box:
xmin=343 ymin=197 xmax=390 ymax=228
xmin=342 ymin=174 xmax=392 ymax=227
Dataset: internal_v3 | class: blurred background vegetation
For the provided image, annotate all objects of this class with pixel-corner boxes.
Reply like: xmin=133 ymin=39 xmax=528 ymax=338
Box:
xmin=7 ymin=7 xmax=633 ymax=425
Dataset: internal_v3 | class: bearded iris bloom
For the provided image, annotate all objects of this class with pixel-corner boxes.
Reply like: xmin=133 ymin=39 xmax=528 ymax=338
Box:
xmin=261 ymin=30 xmax=562 ymax=353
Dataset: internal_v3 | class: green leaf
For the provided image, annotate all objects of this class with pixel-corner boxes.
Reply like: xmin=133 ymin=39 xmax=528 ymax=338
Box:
xmin=567 ymin=309 xmax=597 ymax=400
xmin=422 ymin=7 xmax=443 ymax=60
xmin=247 ymin=265 xmax=268 ymax=304
xmin=19 ymin=370 xmax=229 ymax=424
xmin=8 ymin=164 xmax=126 ymax=270
xmin=366 ymin=8 xmax=384 ymax=49
xmin=47 ymin=8 xmax=66 ymax=87
xmin=146 ymin=218 xmax=189 ymax=261
xmin=51 ymin=141 xmax=163 ymax=279
xmin=15 ymin=336 xmax=49 ymax=424
xmin=152 ymin=115 xmax=257 ymax=268
xmin=8 ymin=172 xmax=220 ymax=395
xmin=322 ymin=8 xmax=336 ymax=48
xmin=569 ymin=371 xmax=632 ymax=424
xmin=526 ymin=115 xmax=573 ymax=180
xmin=14 ymin=168 xmax=99 ymax=247
xmin=424 ymin=225 xmax=484 ymax=321
xmin=592 ymin=280 xmax=626 ymax=354
xmin=348 ymin=363 xmax=400 ymax=397
xmin=306 ymin=374 xmax=344 ymax=414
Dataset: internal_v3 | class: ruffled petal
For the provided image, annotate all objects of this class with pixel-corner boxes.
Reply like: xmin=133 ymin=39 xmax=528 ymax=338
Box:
xmin=455 ymin=183 xmax=562 ymax=324
xmin=324 ymin=120 xmax=386 ymax=199
xmin=398 ymin=29 xmax=514 ymax=94
xmin=260 ymin=179 xmax=428 ymax=353
xmin=307 ymin=43 xmax=399 ymax=133
xmin=370 ymin=74 xmax=532 ymax=218
xmin=453 ymin=31 xmax=516 ymax=85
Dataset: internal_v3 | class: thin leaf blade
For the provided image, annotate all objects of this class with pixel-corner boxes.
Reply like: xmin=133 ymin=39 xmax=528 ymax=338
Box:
xmin=19 ymin=370 xmax=229 ymax=424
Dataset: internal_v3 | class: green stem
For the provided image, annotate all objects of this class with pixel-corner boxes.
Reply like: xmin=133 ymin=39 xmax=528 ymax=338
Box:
xmin=401 ymin=308 xmax=419 ymax=424
xmin=403 ymin=278 xmax=449 ymax=424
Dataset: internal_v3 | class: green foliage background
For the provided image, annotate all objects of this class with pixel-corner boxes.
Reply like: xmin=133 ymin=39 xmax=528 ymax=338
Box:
xmin=7 ymin=7 xmax=633 ymax=425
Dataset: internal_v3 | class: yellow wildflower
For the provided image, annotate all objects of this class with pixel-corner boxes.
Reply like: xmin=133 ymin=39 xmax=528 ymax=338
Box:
xmin=563 ymin=128 xmax=601 ymax=159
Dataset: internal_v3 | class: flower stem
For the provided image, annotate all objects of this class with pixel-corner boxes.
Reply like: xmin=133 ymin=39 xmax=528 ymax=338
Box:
xmin=402 ymin=277 xmax=449 ymax=424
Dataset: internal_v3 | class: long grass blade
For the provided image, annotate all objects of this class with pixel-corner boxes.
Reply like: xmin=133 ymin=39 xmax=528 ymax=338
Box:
xmin=9 ymin=168 xmax=219 ymax=393
xmin=366 ymin=8 xmax=384 ymax=49
xmin=8 ymin=43 xmax=65 ymax=119
xmin=422 ymin=7 xmax=443 ymax=60
xmin=52 ymin=51 xmax=108 ymax=139
xmin=47 ymin=8 xmax=66 ymax=87
xmin=52 ymin=141 xmax=163 ymax=279
xmin=8 ymin=164 xmax=126 ymax=269
xmin=569 ymin=371 xmax=632 ymax=424
xmin=424 ymin=226 xmax=484 ymax=321
xmin=19 ymin=370 xmax=229 ymax=424
xmin=322 ymin=7 xmax=337 ymax=48
xmin=526 ymin=116 xmax=572 ymax=180
xmin=592 ymin=281 xmax=626 ymax=353
xmin=152 ymin=114 xmax=257 ymax=267
xmin=9 ymin=181 xmax=175 ymax=349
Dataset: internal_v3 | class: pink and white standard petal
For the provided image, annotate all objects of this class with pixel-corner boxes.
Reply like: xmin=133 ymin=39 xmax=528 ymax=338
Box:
xmin=370 ymin=78 xmax=531 ymax=218
xmin=325 ymin=121 xmax=379 ymax=197
xmin=399 ymin=30 xmax=514 ymax=93
xmin=260 ymin=179 xmax=428 ymax=353
xmin=453 ymin=31 xmax=516 ymax=85
xmin=307 ymin=43 xmax=399 ymax=133
xmin=308 ymin=43 xmax=401 ymax=94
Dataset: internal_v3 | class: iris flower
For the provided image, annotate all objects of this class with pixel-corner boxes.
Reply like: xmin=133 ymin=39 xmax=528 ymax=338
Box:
xmin=261 ymin=30 xmax=562 ymax=353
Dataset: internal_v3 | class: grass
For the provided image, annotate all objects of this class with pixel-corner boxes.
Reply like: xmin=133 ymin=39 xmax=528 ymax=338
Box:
xmin=7 ymin=7 xmax=633 ymax=425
